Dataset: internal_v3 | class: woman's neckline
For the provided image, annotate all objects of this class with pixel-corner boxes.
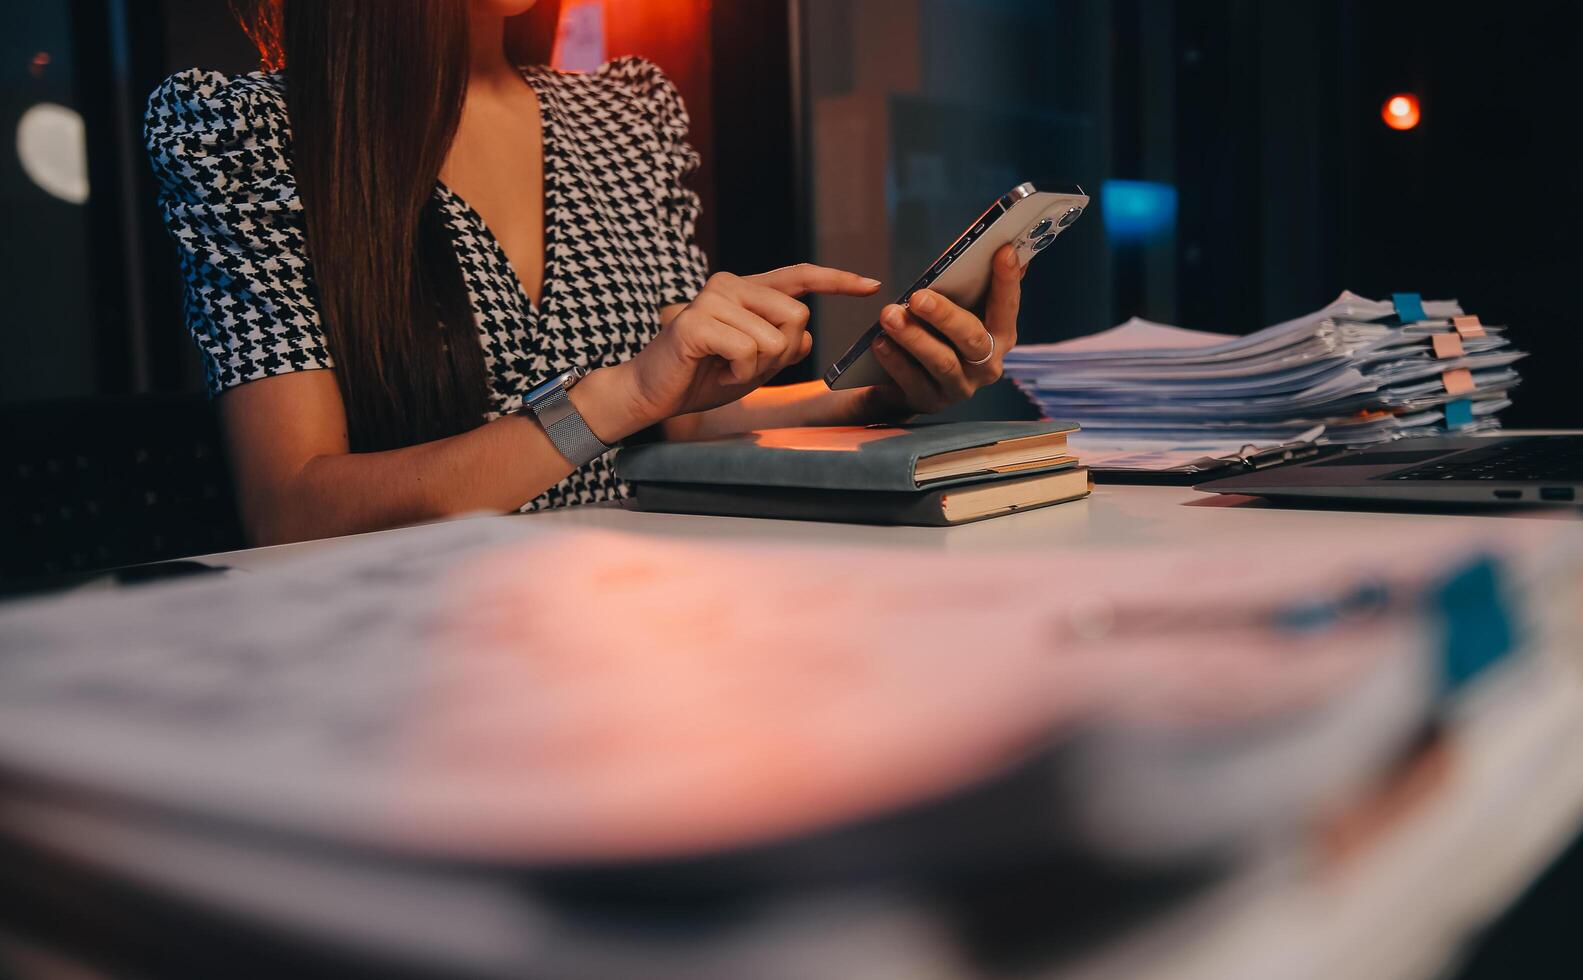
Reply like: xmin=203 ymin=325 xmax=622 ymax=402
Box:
xmin=435 ymin=64 xmax=561 ymax=319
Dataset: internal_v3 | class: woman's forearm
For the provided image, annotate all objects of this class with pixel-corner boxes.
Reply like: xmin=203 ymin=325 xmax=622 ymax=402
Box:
xmin=242 ymin=365 xmax=652 ymax=545
xmin=270 ymin=414 xmax=565 ymax=544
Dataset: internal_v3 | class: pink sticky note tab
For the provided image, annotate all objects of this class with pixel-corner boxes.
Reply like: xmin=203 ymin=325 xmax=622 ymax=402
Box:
xmin=1452 ymin=315 xmax=1487 ymax=338
xmin=1432 ymin=334 xmax=1465 ymax=359
xmin=1442 ymin=368 xmax=1475 ymax=395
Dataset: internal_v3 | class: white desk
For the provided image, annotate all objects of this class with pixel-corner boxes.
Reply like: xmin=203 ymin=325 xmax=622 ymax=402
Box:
xmin=204 ymin=482 xmax=1582 ymax=569
xmin=182 ymin=485 xmax=1583 ymax=980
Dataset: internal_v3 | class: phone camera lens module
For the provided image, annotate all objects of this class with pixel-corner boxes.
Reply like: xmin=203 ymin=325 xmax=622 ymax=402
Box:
xmin=1057 ymin=207 xmax=1083 ymax=228
xmin=1034 ymin=234 xmax=1057 ymax=251
xmin=1028 ymin=218 xmax=1053 ymax=239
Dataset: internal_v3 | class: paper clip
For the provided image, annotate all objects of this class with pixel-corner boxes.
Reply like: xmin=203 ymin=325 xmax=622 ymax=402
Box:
xmin=1442 ymin=369 xmax=1475 ymax=396
xmin=1451 ymin=315 xmax=1487 ymax=339
xmin=1431 ymin=334 xmax=1465 ymax=359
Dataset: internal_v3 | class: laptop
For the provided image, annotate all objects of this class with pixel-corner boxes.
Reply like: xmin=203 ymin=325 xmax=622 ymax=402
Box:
xmin=1196 ymin=434 xmax=1583 ymax=506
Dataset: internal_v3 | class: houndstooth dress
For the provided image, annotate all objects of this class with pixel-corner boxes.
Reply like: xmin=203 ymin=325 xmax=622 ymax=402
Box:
xmin=145 ymin=57 xmax=710 ymax=511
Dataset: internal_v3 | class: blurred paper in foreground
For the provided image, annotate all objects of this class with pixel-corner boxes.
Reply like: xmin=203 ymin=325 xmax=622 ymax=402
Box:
xmin=0 ymin=516 xmax=1579 ymax=976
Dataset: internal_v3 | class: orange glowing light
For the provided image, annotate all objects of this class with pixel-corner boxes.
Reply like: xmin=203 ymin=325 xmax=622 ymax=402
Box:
xmin=1382 ymin=94 xmax=1421 ymax=131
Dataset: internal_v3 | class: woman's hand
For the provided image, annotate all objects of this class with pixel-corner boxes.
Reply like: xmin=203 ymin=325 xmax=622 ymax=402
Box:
xmin=617 ymin=264 xmax=882 ymax=424
xmin=866 ymin=243 xmax=1024 ymax=416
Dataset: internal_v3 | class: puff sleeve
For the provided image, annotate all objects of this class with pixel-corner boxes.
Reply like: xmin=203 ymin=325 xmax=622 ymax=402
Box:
xmin=144 ymin=70 xmax=332 ymax=395
xmin=594 ymin=57 xmax=711 ymax=307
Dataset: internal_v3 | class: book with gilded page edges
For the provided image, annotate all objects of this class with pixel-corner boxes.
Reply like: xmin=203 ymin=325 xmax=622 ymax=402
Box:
xmin=629 ymin=466 xmax=1091 ymax=526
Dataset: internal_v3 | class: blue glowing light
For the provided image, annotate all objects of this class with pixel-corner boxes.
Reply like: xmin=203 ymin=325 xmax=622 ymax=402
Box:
xmin=1101 ymin=179 xmax=1178 ymax=241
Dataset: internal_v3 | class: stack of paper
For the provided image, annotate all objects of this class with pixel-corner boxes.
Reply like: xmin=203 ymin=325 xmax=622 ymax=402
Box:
xmin=0 ymin=515 xmax=1577 ymax=975
xmin=1004 ymin=292 xmax=1525 ymax=448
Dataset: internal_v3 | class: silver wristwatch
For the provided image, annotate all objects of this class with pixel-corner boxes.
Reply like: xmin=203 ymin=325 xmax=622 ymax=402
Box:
xmin=521 ymin=366 xmax=610 ymax=468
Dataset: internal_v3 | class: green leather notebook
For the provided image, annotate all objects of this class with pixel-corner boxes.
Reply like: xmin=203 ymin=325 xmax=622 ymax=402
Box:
xmin=614 ymin=421 xmax=1081 ymax=492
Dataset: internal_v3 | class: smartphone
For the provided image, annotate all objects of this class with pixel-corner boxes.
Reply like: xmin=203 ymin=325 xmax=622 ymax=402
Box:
xmin=823 ymin=182 xmax=1088 ymax=390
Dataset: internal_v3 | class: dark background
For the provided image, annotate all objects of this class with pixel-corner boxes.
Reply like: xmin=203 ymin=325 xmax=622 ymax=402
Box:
xmin=1165 ymin=0 xmax=1583 ymax=428
xmin=2 ymin=0 xmax=1579 ymax=421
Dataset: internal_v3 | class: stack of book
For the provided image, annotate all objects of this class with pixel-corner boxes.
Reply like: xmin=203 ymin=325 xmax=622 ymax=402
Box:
xmin=616 ymin=422 xmax=1091 ymax=526
xmin=1003 ymin=292 xmax=1525 ymax=449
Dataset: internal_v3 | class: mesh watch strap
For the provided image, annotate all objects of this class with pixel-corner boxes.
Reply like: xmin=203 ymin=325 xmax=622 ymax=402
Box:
xmin=526 ymin=376 xmax=610 ymax=468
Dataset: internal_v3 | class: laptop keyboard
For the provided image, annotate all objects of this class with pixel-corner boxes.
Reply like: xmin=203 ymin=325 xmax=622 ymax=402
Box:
xmin=1382 ymin=436 xmax=1583 ymax=482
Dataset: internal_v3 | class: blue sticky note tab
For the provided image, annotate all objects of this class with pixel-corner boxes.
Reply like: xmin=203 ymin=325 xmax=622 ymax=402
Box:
xmin=1393 ymin=292 xmax=1427 ymax=323
xmin=1433 ymin=556 xmax=1517 ymax=691
xmin=1445 ymin=399 xmax=1474 ymax=428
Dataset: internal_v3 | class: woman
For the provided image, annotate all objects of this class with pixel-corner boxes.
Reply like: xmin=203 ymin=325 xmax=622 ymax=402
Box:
xmin=146 ymin=0 xmax=1025 ymax=545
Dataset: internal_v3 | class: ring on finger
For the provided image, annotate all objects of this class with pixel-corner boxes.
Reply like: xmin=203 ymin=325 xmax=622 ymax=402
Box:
xmin=966 ymin=333 xmax=995 ymax=367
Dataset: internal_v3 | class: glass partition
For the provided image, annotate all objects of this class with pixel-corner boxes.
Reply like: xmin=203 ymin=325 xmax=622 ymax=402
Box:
xmin=801 ymin=0 xmax=1151 ymax=418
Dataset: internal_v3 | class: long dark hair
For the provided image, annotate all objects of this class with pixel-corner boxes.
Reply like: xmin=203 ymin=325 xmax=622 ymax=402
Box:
xmin=229 ymin=1 xmax=562 ymax=452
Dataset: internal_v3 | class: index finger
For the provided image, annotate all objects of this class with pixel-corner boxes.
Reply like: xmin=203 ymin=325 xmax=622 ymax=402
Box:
xmin=984 ymin=244 xmax=1023 ymax=343
xmin=748 ymin=263 xmax=884 ymax=299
